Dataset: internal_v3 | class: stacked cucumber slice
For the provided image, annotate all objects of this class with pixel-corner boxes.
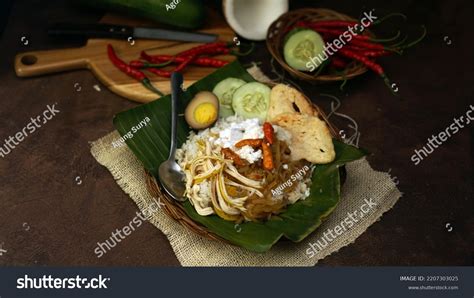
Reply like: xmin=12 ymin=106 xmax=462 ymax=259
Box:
xmin=213 ymin=78 xmax=270 ymax=122
xmin=212 ymin=78 xmax=246 ymax=118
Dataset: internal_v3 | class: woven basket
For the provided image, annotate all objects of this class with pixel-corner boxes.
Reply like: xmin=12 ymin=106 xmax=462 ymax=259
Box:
xmin=266 ymin=8 xmax=372 ymax=83
xmin=145 ymin=98 xmax=342 ymax=243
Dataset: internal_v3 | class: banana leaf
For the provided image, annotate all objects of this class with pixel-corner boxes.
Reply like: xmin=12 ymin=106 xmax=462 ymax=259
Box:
xmin=113 ymin=61 xmax=366 ymax=252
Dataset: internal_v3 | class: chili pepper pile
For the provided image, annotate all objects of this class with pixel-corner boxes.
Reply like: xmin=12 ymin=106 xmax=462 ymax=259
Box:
xmin=287 ymin=13 xmax=426 ymax=91
xmin=107 ymin=41 xmax=254 ymax=96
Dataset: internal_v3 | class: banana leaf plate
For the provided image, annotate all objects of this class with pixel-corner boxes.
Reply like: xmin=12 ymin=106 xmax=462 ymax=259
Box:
xmin=113 ymin=61 xmax=366 ymax=252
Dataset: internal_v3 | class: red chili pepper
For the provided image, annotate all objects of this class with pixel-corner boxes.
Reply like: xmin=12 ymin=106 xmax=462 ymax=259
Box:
xmin=319 ymin=33 xmax=386 ymax=52
xmin=200 ymin=44 xmax=255 ymax=56
xmin=337 ymin=45 xmax=392 ymax=57
xmin=174 ymin=41 xmax=255 ymax=57
xmin=129 ymin=60 xmax=145 ymax=68
xmin=347 ymin=39 xmax=385 ymax=50
xmin=193 ymin=56 xmax=228 ymax=67
xmin=107 ymin=44 xmax=163 ymax=96
xmin=330 ymin=56 xmax=347 ymax=68
xmin=319 ymin=27 xmax=401 ymax=44
xmin=360 ymin=50 xmax=392 ymax=57
xmin=337 ymin=49 xmax=395 ymax=94
xmin=174 ymin=54 xmax=195 ymax=72
xmin=319 ymin=31 xmax=400 ymax=52
xmin=108 ymin=44 xmax=145 ymax=80
xmin=289 ymin=13 xmax=407 ymax=35
xmin=147 ymin=67 xmax=172 ymax=78
xmin=137 ymin=42 xmax=237 ymax=78
xmin=176 ymin=42 xmax=228 ymax=57
xmin=201 ymin=47 xmax=230 ymax=55
xmin=342 ymin=45 xmax=368 ymax=52
xmin=144 ymin=54 xmax=199 ymax=76
xmin=141 ymin=51 xmax=176 ymax=64
xmin=141 ymin=51 xmax=229 ymax=68
xmin=263 ymin=122 xmax=275 ymax=145
xmin=338 ymin=48 xmax=384 ymax=75
xmin=315 ymin=28 xmax=372 ymax=41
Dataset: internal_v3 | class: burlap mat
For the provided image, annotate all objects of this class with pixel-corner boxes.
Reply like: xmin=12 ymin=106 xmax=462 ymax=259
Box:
xmin=91 ymin=130 xmax=401 ymax=266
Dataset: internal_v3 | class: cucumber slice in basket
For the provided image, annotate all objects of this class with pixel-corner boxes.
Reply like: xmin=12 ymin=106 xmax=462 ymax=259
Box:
xmin=284 ymin=29 xmax=325 ymax=71
xmin=212 ymin=77 xmax=246 ymax=118
xmin=232 ymin=82 xmax=271 ymax=122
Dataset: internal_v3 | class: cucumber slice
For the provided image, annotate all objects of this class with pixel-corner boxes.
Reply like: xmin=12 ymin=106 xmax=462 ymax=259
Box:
xmin=212 ymin=77 xmax=246 ymax=118
xmin=218 ymin=105 xmax=235 ymax=119
xmin=284 ymin=29 xmax=325 ymax=71
xmin=232 ymin=82 xmax=271 ymax=122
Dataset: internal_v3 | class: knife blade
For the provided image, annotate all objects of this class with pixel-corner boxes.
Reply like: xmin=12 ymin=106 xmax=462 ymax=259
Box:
xmin=48 ymin=23 xmax=218 ymax=43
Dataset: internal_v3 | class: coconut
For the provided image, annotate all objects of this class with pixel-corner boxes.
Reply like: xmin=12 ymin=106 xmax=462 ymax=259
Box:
xmin=223 ymin=0 xmax=289 ymax=41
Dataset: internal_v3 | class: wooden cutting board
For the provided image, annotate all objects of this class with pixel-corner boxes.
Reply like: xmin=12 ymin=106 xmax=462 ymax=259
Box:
xmin=14 ymin=11 xmax=236 ymax=103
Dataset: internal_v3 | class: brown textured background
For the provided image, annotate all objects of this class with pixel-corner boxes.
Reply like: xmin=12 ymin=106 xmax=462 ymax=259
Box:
xmin=0 ymin=0 xmax=472 ymax=266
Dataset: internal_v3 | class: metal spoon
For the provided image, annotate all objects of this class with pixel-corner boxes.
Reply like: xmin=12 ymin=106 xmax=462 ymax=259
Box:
xmin=158 ymin=72 xmax=186 ymax=202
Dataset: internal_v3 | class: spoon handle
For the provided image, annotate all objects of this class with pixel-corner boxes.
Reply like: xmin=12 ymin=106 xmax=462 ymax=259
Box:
xmin=169 ymin=72 xmax=183 ymax=160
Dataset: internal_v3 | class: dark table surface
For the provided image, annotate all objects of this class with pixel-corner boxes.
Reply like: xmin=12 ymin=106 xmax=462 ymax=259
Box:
xmin=0 ymin=0 xmax=472 ymax=266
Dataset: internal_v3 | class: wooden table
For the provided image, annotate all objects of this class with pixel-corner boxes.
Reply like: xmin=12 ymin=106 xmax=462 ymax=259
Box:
xmin=0 ymin=0 xmax=471 ymax=266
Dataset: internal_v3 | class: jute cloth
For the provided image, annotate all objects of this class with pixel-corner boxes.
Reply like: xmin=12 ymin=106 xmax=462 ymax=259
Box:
xmin=91 ymin=131 xmax=401 ymax=266
xmin=90 ymin=67 xmax=401 ymax=266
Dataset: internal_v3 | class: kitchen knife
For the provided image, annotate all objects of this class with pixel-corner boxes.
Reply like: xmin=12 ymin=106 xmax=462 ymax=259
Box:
xmin=48 ymin=23 xmax=218 ymax=43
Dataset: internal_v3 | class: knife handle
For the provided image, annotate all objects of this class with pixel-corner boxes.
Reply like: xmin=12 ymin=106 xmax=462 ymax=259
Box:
xmin=48 ymin=23 xmax=134 ymax=39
